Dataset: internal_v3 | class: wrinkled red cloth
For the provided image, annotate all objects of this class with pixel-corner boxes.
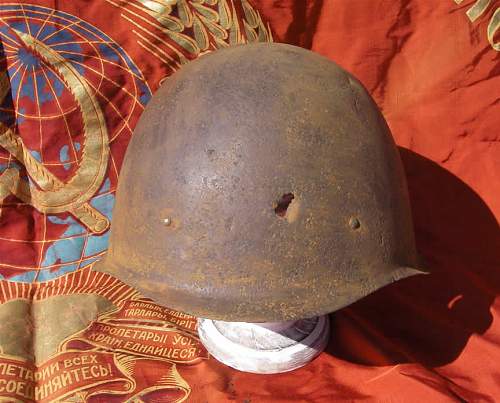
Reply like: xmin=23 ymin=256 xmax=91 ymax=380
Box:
xmin=0 ymin=0 xmax=498 ymax=402
xmin=186 ymin=1 xmax=500 ymax=401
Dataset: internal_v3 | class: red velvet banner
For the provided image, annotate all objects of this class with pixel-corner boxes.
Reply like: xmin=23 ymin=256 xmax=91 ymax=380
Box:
xmin=0 ymin=0 xmax=498 ymax=401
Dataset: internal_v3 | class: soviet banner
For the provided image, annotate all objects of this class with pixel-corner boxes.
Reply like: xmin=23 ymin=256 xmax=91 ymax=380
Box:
xmin=0 ymin=1 xmax=271 ymax=401
xmin=0 ymin=0 xmax=271 ymax=281
xmin=0 ymin=0 xmax=499 ymax=402
xmin=0 ymin=266 xmax=207 ymax=402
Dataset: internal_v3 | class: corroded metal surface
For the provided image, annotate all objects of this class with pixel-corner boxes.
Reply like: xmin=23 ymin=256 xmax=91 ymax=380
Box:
xmin=96 ymin=43 xmax=424 ymax=322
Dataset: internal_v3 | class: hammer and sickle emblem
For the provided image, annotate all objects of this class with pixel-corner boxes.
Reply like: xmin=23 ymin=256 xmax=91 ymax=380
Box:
xmin=0 ymin=29 xmax=110 ymax=233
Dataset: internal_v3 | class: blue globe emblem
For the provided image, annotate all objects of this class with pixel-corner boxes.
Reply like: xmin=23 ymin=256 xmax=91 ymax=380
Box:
xmin=0 ymin=4 xmax=152 ymax=282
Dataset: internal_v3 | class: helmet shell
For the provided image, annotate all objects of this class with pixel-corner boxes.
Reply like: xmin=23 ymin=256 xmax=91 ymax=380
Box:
xmin=98 ymin=43 xmax=422 ymax=322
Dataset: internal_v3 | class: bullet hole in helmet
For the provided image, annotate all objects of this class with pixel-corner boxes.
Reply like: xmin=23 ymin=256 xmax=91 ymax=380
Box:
xmin=275 ymin=193 xmax=295 ymax=217
xmin=349 ymin=217 xmax=361 ymax=230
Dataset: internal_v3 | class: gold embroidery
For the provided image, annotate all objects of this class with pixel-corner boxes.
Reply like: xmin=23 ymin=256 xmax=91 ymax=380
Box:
xmin=488 ymin=7 xmax=499 ymax=50
xmin=454 ymin=0 xmax=492 ymax=22
xmin=0 ymin=1 xmax=272 ymax=234
xmin=454 ymin=0 xmax=499 ymax=51
xmin=107 ymin=0 xmax=273 ymax=68
xmin=0 ymin=29 xmax=110 ymax=233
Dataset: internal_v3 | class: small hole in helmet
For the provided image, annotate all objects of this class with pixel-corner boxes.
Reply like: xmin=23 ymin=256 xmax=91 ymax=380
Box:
xmin=349 ymin=217 xmax=361 ymax=230
xmin=275 ymin=193 xmax=295 ymax=217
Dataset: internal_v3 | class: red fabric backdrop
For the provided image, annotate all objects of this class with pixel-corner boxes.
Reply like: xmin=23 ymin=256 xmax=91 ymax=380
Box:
xmin=194 ymin=1 xmax=499 ymax=401
xmin=0 ymin=0 xmax=498 ymax=401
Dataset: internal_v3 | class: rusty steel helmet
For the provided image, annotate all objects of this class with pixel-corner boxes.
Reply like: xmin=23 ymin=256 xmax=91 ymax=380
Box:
xmin=96 ymin=43 xmax=423 ymax=322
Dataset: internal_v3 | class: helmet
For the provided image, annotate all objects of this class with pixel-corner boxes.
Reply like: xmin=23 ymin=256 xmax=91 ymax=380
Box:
xmin=96 ymin=43 xmax=423 ymax=322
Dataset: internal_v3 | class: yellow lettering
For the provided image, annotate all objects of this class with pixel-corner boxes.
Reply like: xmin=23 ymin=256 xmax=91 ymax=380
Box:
xmin=43 ymin=381 xmax=53 ymax=399
xmin=61 ymin=371 xmax=71 ymax=387
xmin=49 ymin=362 xmax=59 ymax=374
xmin=25 ymin=369 xmax=34 ymax=382
xmin=90 ymin=365 xmax=100 ymax=378
xmin=6 ymin=364 xmax=16 ymax=377
xmin=24 ymin=382 xmax=34 ymax=399
xmin=70 ymin=368 xmax=81 ymax=382
xmin=16 ymin=381 xmax=26 ymax=396
xmin=99 ymin=364 xmax=109 ymax=377
xmin=123 ymin=341 xmax=134 ymax=349
xmin=44 ymin=367 xmax=52 ymax=380
xmin=51 ymin=375 xmax=62 ymax=393
xmin=81 ymin=366 xmax=92 ymax=380
xmin=34 ymin=384 xmax=44 ymax=400
xmin=172 ymin=334 xmax=181 ymax=345
xmin=5 ymin=379 xmax=16 ymax=393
